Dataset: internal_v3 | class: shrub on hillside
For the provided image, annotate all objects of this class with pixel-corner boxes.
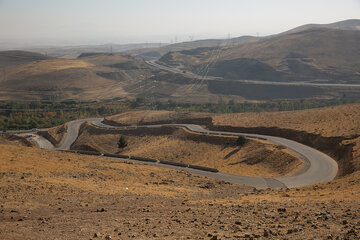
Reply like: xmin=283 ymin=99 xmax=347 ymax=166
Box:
xmin=236 ymin=136 xmax=247 ymax=147
xmin=117 ymin=136 xmax=128 ymax=150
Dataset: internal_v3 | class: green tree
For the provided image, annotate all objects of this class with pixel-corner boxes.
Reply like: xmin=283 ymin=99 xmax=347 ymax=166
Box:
xmin=236 ymin=136 xmax=247 ymax=147
xmin=117 ymin=136 xmax=128 ymax=150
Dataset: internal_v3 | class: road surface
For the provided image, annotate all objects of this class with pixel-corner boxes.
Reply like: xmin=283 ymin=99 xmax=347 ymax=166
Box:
xmin=27 ymin=118 xmax=337 ymax=189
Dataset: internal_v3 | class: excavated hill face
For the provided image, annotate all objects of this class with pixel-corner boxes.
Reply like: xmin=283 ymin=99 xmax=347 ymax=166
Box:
xmin=159 ymin=28 xmax=360 ymax=83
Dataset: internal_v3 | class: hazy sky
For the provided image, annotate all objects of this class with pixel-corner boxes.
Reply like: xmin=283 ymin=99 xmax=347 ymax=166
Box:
xmin=0 ymin=0 xmax=359 ymax=46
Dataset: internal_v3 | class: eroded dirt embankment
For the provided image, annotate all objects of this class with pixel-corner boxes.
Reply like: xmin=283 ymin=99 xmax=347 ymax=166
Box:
xmin=103 ymin=116 xmax=213 ymax=127
xmin=207 ymin=123 xmax=356 ymax=177
xmin=0 ymin=134 xmax=34 ymax=147
xmin=72 ymin=122 xmax=302 ymax=177
xmin=37 ymin=124 xmax=67 ymax=147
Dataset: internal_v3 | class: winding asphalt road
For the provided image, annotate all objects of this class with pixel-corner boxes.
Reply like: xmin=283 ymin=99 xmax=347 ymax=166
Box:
xmin=28 ymin=118 xmax=338 ymax=189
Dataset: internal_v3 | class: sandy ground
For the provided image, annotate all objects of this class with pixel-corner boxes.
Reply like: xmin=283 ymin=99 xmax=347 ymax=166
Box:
xmin=72 ymin=124 xmax=302 ymax=177
xmin=0 ymin=143 xmax=359 ymax=240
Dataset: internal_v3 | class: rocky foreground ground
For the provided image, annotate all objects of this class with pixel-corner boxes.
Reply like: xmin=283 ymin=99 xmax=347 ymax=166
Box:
xmin=0 ymin=143 xmax=359 ymax=239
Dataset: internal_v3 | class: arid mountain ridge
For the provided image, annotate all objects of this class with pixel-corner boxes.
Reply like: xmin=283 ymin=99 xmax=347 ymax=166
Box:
xmin=0 ymin=19 xmax=359 ymax=101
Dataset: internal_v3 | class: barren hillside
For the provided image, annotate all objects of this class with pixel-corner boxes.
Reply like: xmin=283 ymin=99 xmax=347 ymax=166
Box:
xmin=105 ymin=105 xmax=360 ymax=176
xmin=0 ymin=137 xmax=359 ymax=239
xmin=72 ymin=123 xmax=302 ymax=177
xmin=160 ymin=28 xmax=360 ymax=83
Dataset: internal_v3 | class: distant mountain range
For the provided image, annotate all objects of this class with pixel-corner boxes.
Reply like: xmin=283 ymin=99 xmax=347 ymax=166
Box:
xmin=0 ymin=43 xmax=168 ymax=58
xmin=277 ymin=19 xmax=360 ymax=36
xmin=128 ymin=19 xmax=360 ymax=59
xmin=157 ymin=20 xmax=360 ymax=84
xmin=1 ymin=19 xmax=359 ymax=102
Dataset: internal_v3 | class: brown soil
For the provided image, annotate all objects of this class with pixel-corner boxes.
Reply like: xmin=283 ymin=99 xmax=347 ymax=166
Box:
xmin=0 ymin=143 xmax=359 ymax=239
xmin=104 ymin=110 xmax=212 ymax=126
xmin=0 ymin=134 xmax=34 ymax=147
xmin=72 ymin=123 xmax=302 ymax=177
xmin=212 ymin=104 xmax=360 ymax=138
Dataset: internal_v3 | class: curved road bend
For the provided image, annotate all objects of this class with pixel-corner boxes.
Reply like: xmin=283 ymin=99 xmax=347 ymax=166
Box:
xmin=29 ymin=118 xmax=338 ymax=189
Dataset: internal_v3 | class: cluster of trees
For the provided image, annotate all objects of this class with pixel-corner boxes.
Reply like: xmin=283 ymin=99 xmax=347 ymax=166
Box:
xmin=0 ymin=100 xmax=129 ymax=130
xmin=142 ymin=97 xmax=360 ymax=114
xmin=1 ymin=97 xmax=359 ymax=131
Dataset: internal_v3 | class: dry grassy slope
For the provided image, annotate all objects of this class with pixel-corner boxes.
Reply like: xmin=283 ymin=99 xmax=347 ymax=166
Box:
xmin=221 ymin=29 xmax=360 ymax=71
xmin=2 ymin=59 xmax=107 ymax=90
xmin=126 ymin=39 xmax=225 ymax=58
xmin=0 ymin=51 xmax=153 ymax=101
xmin=105 ymin=110 xmax=212 ymax=126
xmin=132 ymin=36 xmax=259 ymax=58
xmin=161 ymin=28 xmax=360 ymax=81
xmin=0 ymin=51 xmax=218 ymax=102
xmin=72 ymin=123 xmax=302 ymax=177
xmin=0 ymin=134 xmax=34 ymax=147
xmin=105 ymin=106 xmax=360 ymax=176
xmin=1 ymin=140 xmax=360 ymax=239
xmin=0 ymin=50 xmax=52 ymax=68
xmin=213 ymin=104 xmax=360 ymax=138
xmin=213 ymin=104 xmax=360 ymax=175
xmin=278 ymin=19 xmax=360 ymax=36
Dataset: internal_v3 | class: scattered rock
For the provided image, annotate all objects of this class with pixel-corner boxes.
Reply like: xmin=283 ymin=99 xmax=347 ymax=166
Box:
xmin=200 ymin=182 xmax=215 ymax=189
xmin=277 ymin=208 xmax=286 ymax=213
xmin=210 ymin=235 xmax=218 ymax=240
xmin=93 ymin=233 xmax=101 ymax=238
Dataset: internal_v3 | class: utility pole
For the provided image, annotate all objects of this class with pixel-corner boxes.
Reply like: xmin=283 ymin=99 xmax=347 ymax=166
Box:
xmin=227 ymin=33 xmax=232 ymax=46
xmin=2 ymin=67 xmax=6 ymax=82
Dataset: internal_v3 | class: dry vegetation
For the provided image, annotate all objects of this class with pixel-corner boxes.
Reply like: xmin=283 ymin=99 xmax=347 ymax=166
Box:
xmin=105 ymin=110 xmax=212 ymax=126
xmin=213 ymin=104 xmax=360 ymax=175
xmin=72 ymin=123 xmax=302 ymax=177
xmin=212 ymin=104 xmax=360 ymax=138
xmin=0 ymin=51 xmax=145 ymax=101
xmin=106 ymin=105 xmax=360 ymax=175
xmin=1 ymin=104 xmax=360 ymax=239
xmin=0 ymin=142 xmax=359 ymax=239
xmin=160 ymin=28 xmax=360 ymax=83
